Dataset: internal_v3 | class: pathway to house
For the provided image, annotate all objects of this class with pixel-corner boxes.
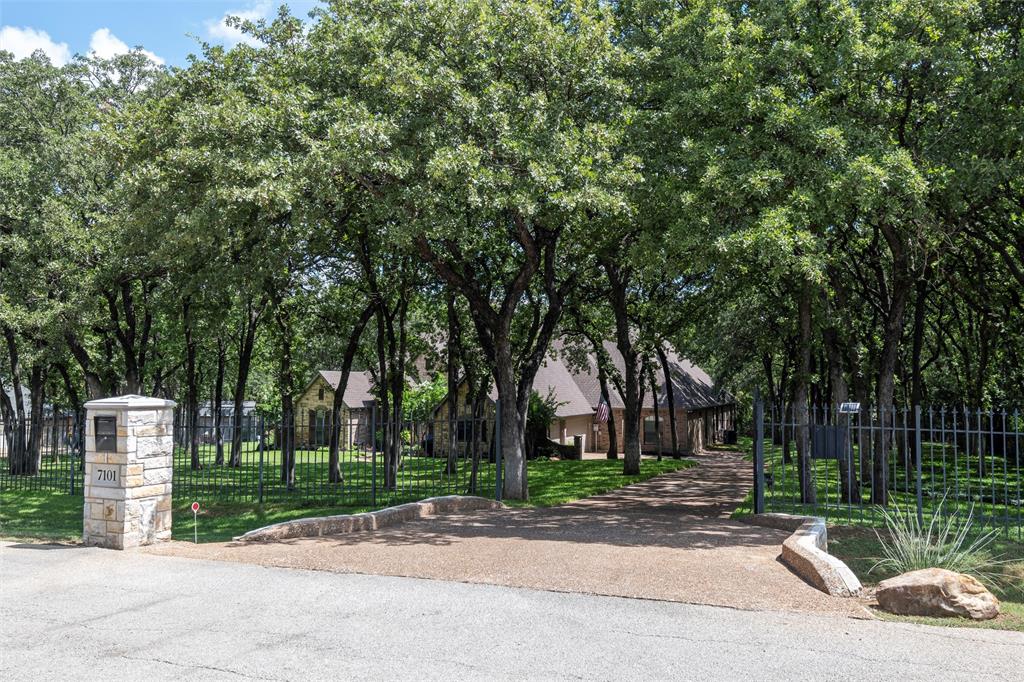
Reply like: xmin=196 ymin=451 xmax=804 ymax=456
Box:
xmin=147 ymin=452 xmax=869 ymax=617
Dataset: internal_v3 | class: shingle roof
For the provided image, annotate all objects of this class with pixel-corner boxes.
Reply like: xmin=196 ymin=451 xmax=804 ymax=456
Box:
xmin=318 ymin=370 xmax=375 ymax=408
xmin=555 ymin=341 xmax=732 ymax=412
xmin=312 ymin=341 xmax=732 ymax=417
xmin=532 ymin=359 xmax=597 ymax=418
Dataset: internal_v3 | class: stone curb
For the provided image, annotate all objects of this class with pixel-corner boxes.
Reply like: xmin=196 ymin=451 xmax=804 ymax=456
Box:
xmin=743 ymin=513 xmax=863 ymax=598
xmin=234 ymin=495 xmax=504 ymax=543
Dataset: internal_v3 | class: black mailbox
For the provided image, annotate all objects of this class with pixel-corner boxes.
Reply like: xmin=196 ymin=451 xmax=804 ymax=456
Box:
xmin=95 ymin=416 xmax=117 ymax=452
xmin=812 ymin=424 xmax=848 ymax=460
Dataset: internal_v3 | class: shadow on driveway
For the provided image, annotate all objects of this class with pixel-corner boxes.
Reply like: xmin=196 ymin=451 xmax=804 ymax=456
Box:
xmin=147 ymin=452 xmax=870 ymax=617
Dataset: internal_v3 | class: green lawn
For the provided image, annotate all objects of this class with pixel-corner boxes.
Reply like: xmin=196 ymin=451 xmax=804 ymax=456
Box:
xmin=827 ymin=524 xmax=1024 ymax=632
xmin=506 ymin=457 xmax=696 ymax=508
xmin=171 ymin=443 xmax=497 ymax=506
xmin=730 ymin=435 xmax=1022 ymax=541
xmin=1 ymin=456 xmax=694 ymax=544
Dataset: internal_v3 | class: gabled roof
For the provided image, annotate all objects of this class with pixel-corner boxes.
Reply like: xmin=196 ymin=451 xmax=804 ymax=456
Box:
xmin=554 ymin=341 xmax=733 ymax=412
xmin=316 ymin=370 xmax=375 ymax=408
xmin=532 ymin=359 xmax=596 ymax=418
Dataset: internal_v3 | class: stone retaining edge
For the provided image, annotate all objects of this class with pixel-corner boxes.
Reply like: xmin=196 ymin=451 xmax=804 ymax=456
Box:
xmin=744 ymin=513 xmax=863 ymax=598
xmin=234 ymin=495 xmax=504 ymax=543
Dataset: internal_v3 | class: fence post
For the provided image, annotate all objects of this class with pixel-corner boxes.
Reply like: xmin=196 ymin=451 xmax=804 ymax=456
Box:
xmin=753 ymin=388 xmax=765 ymax=514
xmin=494 ymin=399 xmax=503 ymax=502
xmin=257 ymin=414 xmax=265 ymax=505
xmin=915 ymin=404 xmax=923 ymax=526
xmin=371 ymin=403 xmax=377 ymax=508
xmin=69 ymin=413 xmax=78 ymax=495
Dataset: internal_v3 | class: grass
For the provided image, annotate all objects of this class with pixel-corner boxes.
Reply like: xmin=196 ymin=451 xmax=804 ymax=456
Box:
xmin=170 ymin=444 xmax=497 ymax=505
xmin=505 ymin=457 xmax=696 ymax=508
xmin=1 ymin=456 xmax=694 ymax=544
xmin=729 ymin=434 xmax=1023 ymax=543
xmin=0 ymin=488 xmax=376 ymax=543
xmin=827 ymin=524 xmax=1024 ymax=632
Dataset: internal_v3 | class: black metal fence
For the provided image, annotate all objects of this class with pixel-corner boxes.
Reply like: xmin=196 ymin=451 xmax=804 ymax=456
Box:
xmin=0 ymin=414 xmax=82 ymax=494
xmin=753 ymin=400 xmax=1023 ymax=538
xmin=171 ymin=407 xmax=501 ymax=507
xmin=1 ymin=406 xmax=501 ymax=513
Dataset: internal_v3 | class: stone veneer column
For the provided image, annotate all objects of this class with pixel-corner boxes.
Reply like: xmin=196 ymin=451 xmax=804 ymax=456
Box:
xmin=83 ymin=395 xmax=176 ymax=549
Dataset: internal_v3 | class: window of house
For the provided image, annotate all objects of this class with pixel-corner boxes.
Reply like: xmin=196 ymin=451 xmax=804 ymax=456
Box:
xmin=318 ymin=386 xmax=325 ymax=401
xmin=456 ymin=419 xmax=487 ymax=442
xmin=643 ymin=415 xmax=658 ymax=444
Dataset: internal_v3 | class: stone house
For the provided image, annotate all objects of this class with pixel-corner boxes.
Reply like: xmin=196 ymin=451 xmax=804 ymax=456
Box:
xmin=293 ymin=370 xmax=376 ymax=448
xmin=576 ymin=342 xmax=737 ymax=455
xmin=431 ymin=342 xmax=735 ymax=456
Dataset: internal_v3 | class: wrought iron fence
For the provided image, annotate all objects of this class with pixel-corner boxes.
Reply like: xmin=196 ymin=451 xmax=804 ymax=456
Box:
xmin=753 ymin=399 xmax=1023 ymax=538
xmin=2 ymin=404 xmax=500 ymax=513
xmin=171 ymin=406 xmax=500 ymax=507
xmin=0 ymin=414 xmax=83 ymax=494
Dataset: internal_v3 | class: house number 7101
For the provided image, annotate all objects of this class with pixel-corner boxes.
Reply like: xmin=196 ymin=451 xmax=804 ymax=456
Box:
xmin=96 ymin=469 xmax=117 ymax=482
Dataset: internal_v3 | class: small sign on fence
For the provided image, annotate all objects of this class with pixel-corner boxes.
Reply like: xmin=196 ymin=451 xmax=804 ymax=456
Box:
xmin=838 ymin=402 xmax=861 ymax=414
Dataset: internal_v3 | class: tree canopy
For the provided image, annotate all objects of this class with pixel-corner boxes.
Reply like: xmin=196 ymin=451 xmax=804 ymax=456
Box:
xmin=1 ymin=0 xmax=1021 ymax=497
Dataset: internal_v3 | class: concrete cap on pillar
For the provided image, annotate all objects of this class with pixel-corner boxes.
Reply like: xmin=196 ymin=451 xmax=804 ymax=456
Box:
xmin=84 ymin=394 xmax=177 ymax=410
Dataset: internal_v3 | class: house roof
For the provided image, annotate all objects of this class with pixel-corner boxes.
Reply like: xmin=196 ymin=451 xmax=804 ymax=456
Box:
xmin=311 ymin=340 xmax=732 ymax=418
xmin=553 ymin=341 xmax=733 ymax=412
xmin=532 ymin=359 xmax=597 ymax=418
xmin=318 ymin=370 xmax=375 ymax=408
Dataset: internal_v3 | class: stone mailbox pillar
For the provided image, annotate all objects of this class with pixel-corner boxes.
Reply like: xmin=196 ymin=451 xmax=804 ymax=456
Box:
xmin=83 ymin=394 xmax=176 ymax=549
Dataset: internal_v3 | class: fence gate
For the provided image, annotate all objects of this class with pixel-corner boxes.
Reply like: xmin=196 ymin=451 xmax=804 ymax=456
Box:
xmin=752 ymin=397 xmax=1022 ymax=539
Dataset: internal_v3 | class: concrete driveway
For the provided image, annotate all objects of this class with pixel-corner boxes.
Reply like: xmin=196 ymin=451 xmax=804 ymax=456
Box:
xmin=2 ymin=543 xmax=1021 ymax=681
xmin=146 ymin=453 xmax=866 ymax=616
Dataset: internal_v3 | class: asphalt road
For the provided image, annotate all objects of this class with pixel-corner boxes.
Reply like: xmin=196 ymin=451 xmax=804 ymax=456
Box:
xmin=2 ymin=542 xmax=1022 ymax=681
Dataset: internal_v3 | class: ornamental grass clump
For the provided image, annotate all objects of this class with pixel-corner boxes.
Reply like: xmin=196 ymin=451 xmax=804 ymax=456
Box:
xmin=871 ymin=496 xmax=1007 ymax=589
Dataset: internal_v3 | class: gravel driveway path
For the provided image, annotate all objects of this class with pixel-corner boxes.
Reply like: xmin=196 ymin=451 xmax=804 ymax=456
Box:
xmin=148 ymin=452 xmax=870 ymax=617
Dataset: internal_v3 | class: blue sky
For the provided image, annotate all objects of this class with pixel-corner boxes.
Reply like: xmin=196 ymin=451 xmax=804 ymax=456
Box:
xmin=1 ymin=1 xmax=322 ymax=67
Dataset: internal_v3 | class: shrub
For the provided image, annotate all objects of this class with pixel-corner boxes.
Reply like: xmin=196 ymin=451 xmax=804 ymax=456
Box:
xmin=872 ymin=496 xmax=1007 ymax=589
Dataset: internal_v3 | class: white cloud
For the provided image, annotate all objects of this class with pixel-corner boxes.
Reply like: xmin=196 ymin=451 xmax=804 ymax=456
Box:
xmin=0 ymin=26 xmax=72 ymax=65
xmin=205 ymin=1 xmax=270 ymax=47
xmin=89 ymin=28 xmax=164 ymax=65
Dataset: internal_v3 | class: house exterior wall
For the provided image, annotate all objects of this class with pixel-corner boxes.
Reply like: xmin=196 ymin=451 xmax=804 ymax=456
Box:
xmin=592 ymin=407 xmax=728 ymax=455
xmin=548 ymin=415 xmax=593 ymax=452
xmin=431 ymin=382 xmax=495 ymax=459
xmin=293 ymin=376 xmax=370 ymax=448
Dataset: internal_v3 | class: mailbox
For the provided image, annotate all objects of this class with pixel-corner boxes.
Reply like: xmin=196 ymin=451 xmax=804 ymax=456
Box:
xmin=812 ymin=424 xmax=848 ymax=460
xmin=94 ymin=416 xmax=117 ymax=452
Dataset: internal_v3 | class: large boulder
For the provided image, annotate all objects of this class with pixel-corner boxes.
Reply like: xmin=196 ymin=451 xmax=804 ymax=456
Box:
xmin=876 ymin=568 xmax=1000 ymax=620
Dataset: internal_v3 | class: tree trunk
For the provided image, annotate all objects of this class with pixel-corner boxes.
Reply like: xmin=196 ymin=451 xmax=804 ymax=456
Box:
xmin=603 ymin=260 xmax=642 ymax=475
xmin=649 ymin=362 xmax=662 ymax=461
xmin=276 ymin=308 xmax=296 ymax=490
xmin=183 ymin=298 xmax=201 ymax=470
xmin=373 ymin=306 xmax=393 ymax=491
xmin=823 ymin=323 xmax=857 ymax=502
xmin=446 ymin=293 xmax=461 ymax=475
xmin=26 ymin=365 xmax=45 ymax=472
xmin=794 ymin=286 xmax=815 ymax=504
xmin=413 ymin=220 xmax=570 ymax=501
xmin=229 ymin=298 xmax=263 ymax=467
xmin=328 ymin=303 xmax=374 ymax=484
xmin=2 ymin=324 xmax=31 ymax=475
xmin=213 ymin=339 xmax=226 ymax=465
xmin=597 ymin=360 xmax=617 ymax=460
xmin=872 ymin=283 xmax=912 ymax=505
xmin=496 ymin=363 xmax=529 ymax=500
xmin=657 ymin=343 xmax=679 ymax=458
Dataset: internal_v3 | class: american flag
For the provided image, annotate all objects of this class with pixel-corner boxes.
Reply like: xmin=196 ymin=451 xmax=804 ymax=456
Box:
xmin=596 ymin=396 xmax=610 ymax=423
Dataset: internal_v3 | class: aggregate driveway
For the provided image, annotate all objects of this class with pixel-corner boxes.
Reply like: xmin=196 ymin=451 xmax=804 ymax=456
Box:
xmin=148 ymin=453 xmax=869 ymax=617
